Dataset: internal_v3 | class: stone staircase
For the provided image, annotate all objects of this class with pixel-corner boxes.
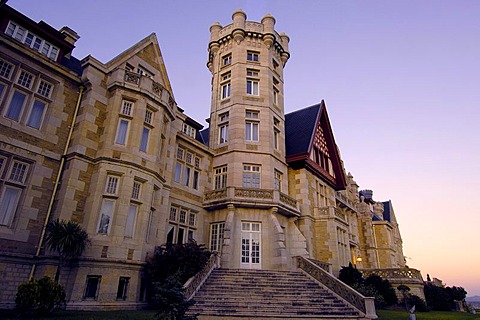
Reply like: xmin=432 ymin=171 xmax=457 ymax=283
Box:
xmin=187 ymin=269 xmax=364 ymax=319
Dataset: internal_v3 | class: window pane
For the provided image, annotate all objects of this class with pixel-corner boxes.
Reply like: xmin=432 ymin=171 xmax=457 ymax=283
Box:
xmin=0 ymin=187 xmax=20 ymax=226
xmin=98 ymin=200 xmax=114 ymax=234
xmin=193 ymin=170 xmax=199 ymax=190
xmin=27 ymin=100 xmax=46 ymax=129
xmin=6 ymin=91 xmax=27 ymax=121
xmin=125 ymin=205 xmax=137 ymax=238
xmin=252 ymin=123 xmax=259 ymax=141
xmin=115 ymin=119 xmax=129 ymax=144
xmin=174 ymin=162 xmax=182 ymax=182
xmin=183 ymin=166 xmax=190 ymax=186
xmin=9 ymin=161 xmax=28 ymax=183
xmin=84 ymin=276 xmax=100 ymax=299
xmin=140 ymin=127 xmax=149 ymax=152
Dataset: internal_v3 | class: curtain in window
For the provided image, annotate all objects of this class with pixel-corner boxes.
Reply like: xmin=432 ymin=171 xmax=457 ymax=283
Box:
xmin=27 ymin=100 xmax=46 ymax=129
xmin=6 ymin=91 xmax=26 ymax=121
xmin=116 ymin=120 xmax=129 ymax=144
xmin=124 ymin=205 xmax=137 ymax=238
xmin=0 ymin=187 xmax=20 ymax=226
xmin=140 ymin=127 xmax=149 ymax=152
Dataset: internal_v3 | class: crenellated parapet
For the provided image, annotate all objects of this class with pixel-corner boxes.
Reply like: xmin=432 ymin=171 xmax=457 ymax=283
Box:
xmin=207 ymin=9 xmax=290 ymax=72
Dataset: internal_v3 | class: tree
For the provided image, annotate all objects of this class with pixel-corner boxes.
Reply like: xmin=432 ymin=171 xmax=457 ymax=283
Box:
xmin=397 ymin=284 xmax=411 ymax=311
xmin=364 ymin=274 xmax=397 ymax=306
xmin=338 ymin=263 xmax=363 ymax=287
xmin=44 ymin=219 xmax=90 ymax=282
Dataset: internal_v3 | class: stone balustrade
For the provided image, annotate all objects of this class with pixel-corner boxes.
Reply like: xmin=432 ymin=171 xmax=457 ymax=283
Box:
xmin=296 ymin=256 xmax=377 ymax=319
xmin=361 ymin=268 xmax=423 ymax=281
xmin=203 ymin=187 xmax=299 ymax=215
xmin=183 ymin=252 xmax=219 ymax=300
xmin=335 ymin=191 xmax=357 ymax=212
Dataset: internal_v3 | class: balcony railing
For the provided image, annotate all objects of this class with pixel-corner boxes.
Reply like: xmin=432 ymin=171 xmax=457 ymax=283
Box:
xmin=335 ymin=191 xmax=357 ymax=212
xmin=106 ymin=69 xmax=175 ymax=114
xmin=203 ymin=187 xmax=299 ymax=215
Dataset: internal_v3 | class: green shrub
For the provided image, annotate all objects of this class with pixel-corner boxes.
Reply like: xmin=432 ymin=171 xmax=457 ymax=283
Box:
xmin=152 ymin=274 xmax=197 ymax=320
xmin=15 ymin=276 xmax=65 ymax=314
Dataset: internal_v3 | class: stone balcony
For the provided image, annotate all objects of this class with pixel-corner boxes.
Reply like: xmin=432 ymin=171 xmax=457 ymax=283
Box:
xmin=106 ymin=69 xmax=176 ymax=116
xmin=335 ymin=191 xmax=357 ymax=212
xmin=361 ymin=267 xmax=425 ymax=300
xmin=204 ymin=187 xmax=300 ymax=217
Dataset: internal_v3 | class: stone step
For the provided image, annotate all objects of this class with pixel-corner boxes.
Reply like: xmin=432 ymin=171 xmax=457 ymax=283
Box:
xmin=187 ymin=268 xmax=363 ymax=319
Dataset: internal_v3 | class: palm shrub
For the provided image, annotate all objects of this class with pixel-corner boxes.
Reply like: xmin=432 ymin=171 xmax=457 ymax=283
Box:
xmin=44 ymin=219 xmax=90 ymax=281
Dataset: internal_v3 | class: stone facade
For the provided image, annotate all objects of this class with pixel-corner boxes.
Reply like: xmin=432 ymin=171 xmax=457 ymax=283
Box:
xmin=0 ymin=5 xmax=422 ymax=309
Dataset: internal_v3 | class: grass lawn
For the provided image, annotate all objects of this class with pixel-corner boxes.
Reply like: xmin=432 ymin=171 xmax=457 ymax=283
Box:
xmin=0 ymin=309 xmax=157 ymax=319
xmin=377 ymin=309 xmax=480 ymax=320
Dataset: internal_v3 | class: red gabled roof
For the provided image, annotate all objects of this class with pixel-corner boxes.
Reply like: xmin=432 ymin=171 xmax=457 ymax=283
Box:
xmin=285 ymin=101 xmax=346 ymax=190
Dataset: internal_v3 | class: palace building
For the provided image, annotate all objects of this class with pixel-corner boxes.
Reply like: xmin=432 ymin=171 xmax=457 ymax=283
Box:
xmin=0 ymin=4 xmax=423 ymax=310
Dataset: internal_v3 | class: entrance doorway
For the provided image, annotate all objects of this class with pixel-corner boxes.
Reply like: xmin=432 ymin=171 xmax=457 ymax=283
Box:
xmin=241 ymin=222 xmax=261 ymax=269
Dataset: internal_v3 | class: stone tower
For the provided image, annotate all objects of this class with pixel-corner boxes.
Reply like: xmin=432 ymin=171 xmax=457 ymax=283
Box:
xmin=204 ymin=10 xmax=308 ymax=270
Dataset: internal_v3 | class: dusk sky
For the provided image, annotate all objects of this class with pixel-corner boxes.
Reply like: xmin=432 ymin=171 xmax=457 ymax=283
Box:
xmin=8 ymin=0 xmax=480 ymax=296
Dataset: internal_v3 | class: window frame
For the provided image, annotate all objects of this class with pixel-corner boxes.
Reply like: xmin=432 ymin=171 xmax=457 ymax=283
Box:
xmin=242 ymin=164 xmax=261 ymax=188
xmin=83 ymin=275 xmax=101 ymax=300
xmin=247 ymin=51 xmax=259 ymax=62
xmin=115 ymin=118 xmax=130 ymax=145
xmin=214 ymin=165 xmax=227 ymax=189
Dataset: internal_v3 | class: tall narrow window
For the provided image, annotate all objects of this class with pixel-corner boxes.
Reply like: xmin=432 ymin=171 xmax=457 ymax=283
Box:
xmin=6 ymin=91 xmax=27 ymax=121
xmin=98 ymin=199 xmax=114 ymax=234
xmin=273 ymin=117 xmax=280 ymax=150
xmin=84 ymin=276 xmax=101 ymax=299
xmin=131 ymin=181 xmax=141 ymax=200
xmin=218 ymin=112 xmax=229 ymax=144
xmin=192 ymin=170 xmax=199 ymax=190
xmin=116 ymin=277 xmax=130 ymax=300
xmin=124 ymin=205 xmax=137 ymax=238
xmin=273 ymin=87 xmax=279 ymax=105
xmin=145 ymin=109 xmax=153 ymax=124
xmin=274 ymin=170 xmax=282 ymax=191
xmin=214 ymin=166 xmax=227 ymax=189
xmin=174 ymin=162 xmax=182 ymax=183
xmin=115 ymin=119 xmax=129 ymax=145
xmin=140 ymin=127 xmax=150 ymax=152
xmin=243 ymin=164 xmax=261 ymax=188
xmin=246 ymin=79 xmax=259 ymax=95
xmin=220 ymin=72 xmax=231 ymax=99
xmin=0 ymin=186 xmax=21 ymax=226
xmin=26 ymin=100 xmax=46 ymax=129
xmin=210 ymin=222 xmax=225 ymax=252
xmin=245 ymin=111 xmax=259 ymax=142
xmin=0 ymin=159 xmax=29 ymax=227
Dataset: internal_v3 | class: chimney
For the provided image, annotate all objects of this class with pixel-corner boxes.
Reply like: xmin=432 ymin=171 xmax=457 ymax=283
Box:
xmin=60 ymin=26 xmax=80 ymax=45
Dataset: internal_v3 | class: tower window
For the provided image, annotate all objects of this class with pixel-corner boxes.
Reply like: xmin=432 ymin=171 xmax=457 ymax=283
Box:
xmin=222 ymin=54 xmax=232 ymax=66
xmin=247 ymin=51 xmax=259 ymax=62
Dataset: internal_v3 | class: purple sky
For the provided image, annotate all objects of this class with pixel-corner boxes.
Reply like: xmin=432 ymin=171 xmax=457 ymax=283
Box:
xmin=8 ymin=0 xmax=480 ymax=296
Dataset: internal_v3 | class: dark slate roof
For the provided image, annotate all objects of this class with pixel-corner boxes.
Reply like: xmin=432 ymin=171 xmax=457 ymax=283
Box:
xmin=60 ymin=55 xmax=82 ymax=75
xmin=382 ymin=201 xmax=392 ymax=222
xmin=285 ymin=103 xmax=321 ymax=157
xmin=372 ymin=214 xmax=382 ymax=222
xmin=198 ymin=127 xmax=209 ymax=146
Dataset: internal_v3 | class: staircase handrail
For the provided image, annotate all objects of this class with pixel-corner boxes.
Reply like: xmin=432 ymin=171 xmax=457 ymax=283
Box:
xmin=296 ymin=256 xmax=377 ymax=319
xmin=183 ymin=252 xmax=219 ymax=301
